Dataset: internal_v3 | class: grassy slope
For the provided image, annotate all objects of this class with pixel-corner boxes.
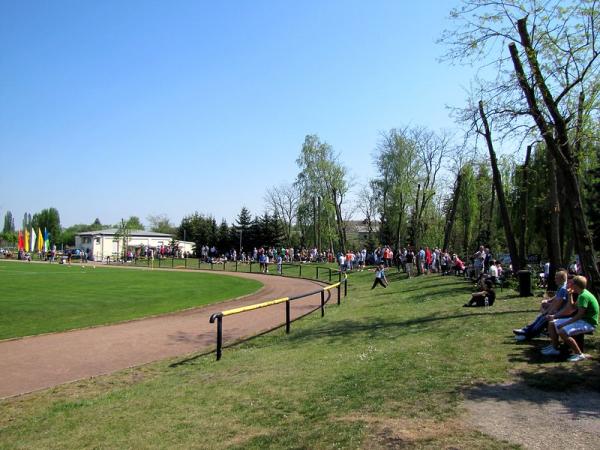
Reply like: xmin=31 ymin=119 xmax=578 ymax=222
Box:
xmin=0 ymin=261 xmax=262 ymax=339
xmin=0 ymin=270 xmax=598 ymax=449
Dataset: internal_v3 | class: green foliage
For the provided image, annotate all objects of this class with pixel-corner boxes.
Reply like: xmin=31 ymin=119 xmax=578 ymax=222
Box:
xmin=124 ymin=216 xmax=144 ymax=231
xmin=30 ymin=208 xmax=61 ymax=246
xmin=178 ymin=212 xmax=218 ymax=254
xmin=372 ymin=128 xmax=419 ymax=247
xmin=147 ymin=214 xmax=176 ymax=235
xmin=295 ymin=134 xmax=349 ymax=252
xmin=3 ymin=211 xmax=15 ymax=233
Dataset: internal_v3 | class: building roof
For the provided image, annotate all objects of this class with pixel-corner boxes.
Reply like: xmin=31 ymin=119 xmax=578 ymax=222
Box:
xmin=76 ymin=229 xmax=173 ymax=238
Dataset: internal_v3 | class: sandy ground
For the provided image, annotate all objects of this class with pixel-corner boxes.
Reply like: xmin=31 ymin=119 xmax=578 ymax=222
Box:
xmin=463 ymin=382 xmax=600 ymax=449
xmin=0 ymin=266 xmax=333 ymax=398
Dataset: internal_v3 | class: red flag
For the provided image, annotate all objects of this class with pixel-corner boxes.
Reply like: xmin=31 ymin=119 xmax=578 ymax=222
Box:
xmin=18 ymin=230 xmax=24 ymax=250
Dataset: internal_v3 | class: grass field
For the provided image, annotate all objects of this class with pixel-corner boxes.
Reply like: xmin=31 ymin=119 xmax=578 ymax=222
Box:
xmin=0 ymin=261 xmax=262 ymax=340
xmin=1 ymin=268 xmax=598 ymax=448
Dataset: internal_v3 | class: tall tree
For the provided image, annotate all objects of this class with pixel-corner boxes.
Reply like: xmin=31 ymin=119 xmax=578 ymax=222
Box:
xmin=373 ymin=128 xmax=419 ymax=249
xmin=411 ymin=127 xmax=450 ymax=254
xmin=31 ymin=208 xmax=60 ymax=245
xmin=477 ymin=101 xmax=521 ymax=271
xmin=125 ymin=216 xmax=144 ymax=231
xmin=235 ymin=207 xmax=253 ymax=253
xmin=442 ymin=0 xmax=600 ymax=293
xmin=147 ymin=214 xmax=176 ymax=235
xmin=3 ymin=211 xmax=15 ymax=233
xmin=295 ymin=135 xmax=349 ymax=253
xmin=264 ymin=184 xmax=299 ymax=246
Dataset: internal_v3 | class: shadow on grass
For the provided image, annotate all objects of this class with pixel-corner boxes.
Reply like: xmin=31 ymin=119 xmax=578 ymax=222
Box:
xmin=464 ymin=379 xmax=600 ymax=422
xmin=282 ymin=309 xmax=538 ymax=344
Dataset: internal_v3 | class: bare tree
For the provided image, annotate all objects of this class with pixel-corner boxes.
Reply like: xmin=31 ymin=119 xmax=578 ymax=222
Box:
xmin=411 ymin=127 xmax=451 ymax=254
xmin=356 ymin=182 xmax=378 ymax=238
xmin=264 ymin=183 xmax=299 ymax=246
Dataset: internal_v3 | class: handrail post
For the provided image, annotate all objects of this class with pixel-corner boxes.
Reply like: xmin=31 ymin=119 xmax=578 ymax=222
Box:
xmin=285 ymin=300 xmax=291 ymax=334
xmin=338 ymin=271 xmax=342 ymax=283
xmin=250 ymin=262 xmax=253 ymax=273
xmin=236 ymin=260 xmax=238 ymax=272
xmin=299 ymin=265 xmax=302 ymax=278
xmin=223 ymin=261 xmax=226 ymax=271
xmin=316 ymin=267 xmax=319 ymax=279
xmin=211 ymin=261 xmax=213 ymax=271
xmin=172 ymin=256 xmax=174 ymax=268
xmin=198 ymin=258 xmax=201 ymax=269
xmin=209 ymin=314 xmax=223 ymax=361
xmin=185 ymin=257 xmax=187 ymax=269
xmin=344 ymin=277 xmax=348 ymax=297
xmin=329 ymin=268 xmax=332 ymax=282
xmin=320 ymin=290 xmax=325 ymax=317
xmin=337 ymin=283 xmax=341 ymax=305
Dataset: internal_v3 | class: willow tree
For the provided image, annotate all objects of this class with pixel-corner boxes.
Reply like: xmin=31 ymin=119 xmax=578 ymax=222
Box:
xmin=295 ymin=135 xmax=349 ymax=253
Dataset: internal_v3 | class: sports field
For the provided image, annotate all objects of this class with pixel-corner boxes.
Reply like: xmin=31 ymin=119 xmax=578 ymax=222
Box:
xmin=1 ymin=268 xmax=598 ymax=448
xmin=0 ymin=261 xmax=262 ymax=340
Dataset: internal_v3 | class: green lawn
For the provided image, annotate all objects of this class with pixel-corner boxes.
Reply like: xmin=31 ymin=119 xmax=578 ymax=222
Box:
xmin=0 ymin=261 xmax=262 ymax=340
xmin=1 ymin=269 xmax=598 ymax=449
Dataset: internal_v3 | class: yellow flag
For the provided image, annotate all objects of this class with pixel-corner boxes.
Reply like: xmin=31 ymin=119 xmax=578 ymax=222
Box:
xmin=38 ymin=228 xmax=43 ymax=252
xmin=25 ymin=229 xmax=30 ymax=252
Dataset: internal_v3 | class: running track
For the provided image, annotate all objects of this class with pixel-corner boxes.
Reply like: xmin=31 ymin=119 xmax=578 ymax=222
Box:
xmin=0 ymin=266 xmax=329 ymax=398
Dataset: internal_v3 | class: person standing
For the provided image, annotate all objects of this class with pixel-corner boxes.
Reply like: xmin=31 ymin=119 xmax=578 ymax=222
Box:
xmin=406 ymin=249 xmax=414 ymax=278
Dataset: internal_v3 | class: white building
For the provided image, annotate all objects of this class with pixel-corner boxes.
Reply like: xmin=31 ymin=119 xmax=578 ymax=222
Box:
xmin=75 ymin=229 xmax=194 ymax=261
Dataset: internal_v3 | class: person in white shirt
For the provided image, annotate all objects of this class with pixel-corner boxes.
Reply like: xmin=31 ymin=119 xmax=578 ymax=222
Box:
xmin=371 ymin=263 xmax=388 ymax=289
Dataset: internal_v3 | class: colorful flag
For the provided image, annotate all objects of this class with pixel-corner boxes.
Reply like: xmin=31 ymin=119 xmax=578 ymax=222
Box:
xmin=44 ymin=228 xmax=49 ymax=252
xmin=38 ymin=228 xmax=43 ymax=252
xmin=31 ymin=227 xmax=36 ymax=252
xmin=18 ymin=230 xmax=24 ymax=250
xmin=25 ymin=229 xmax=30 ymax=252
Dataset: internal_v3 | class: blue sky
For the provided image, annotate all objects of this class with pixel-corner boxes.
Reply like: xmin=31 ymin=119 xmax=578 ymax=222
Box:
xmin=1 ymin=0 xmax=475 ymax=228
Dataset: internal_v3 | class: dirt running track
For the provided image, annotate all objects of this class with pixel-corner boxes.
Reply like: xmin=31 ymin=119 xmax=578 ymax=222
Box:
xmin=0 ymin=267 xmax=330 ymax=398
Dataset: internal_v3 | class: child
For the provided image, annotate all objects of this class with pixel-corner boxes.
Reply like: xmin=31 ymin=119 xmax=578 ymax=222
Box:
xmin=372 ymin=263 xmax=388 ymax=289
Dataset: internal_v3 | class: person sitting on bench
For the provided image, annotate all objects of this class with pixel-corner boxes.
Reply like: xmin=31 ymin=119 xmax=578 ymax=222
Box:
xmin=513 ymin=270 xmax=573 ymax=341
xmin=464 ymin=280 xmax=496 ymax=307
xmin=541 ymin=275 xmax=598 ymax=362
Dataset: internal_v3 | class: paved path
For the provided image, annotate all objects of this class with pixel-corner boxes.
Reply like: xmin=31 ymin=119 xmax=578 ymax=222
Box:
xmin=0 ymin=267 xmax=332 ymax=398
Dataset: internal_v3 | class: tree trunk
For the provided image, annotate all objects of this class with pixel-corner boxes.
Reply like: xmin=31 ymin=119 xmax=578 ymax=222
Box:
xmin=518 ymin=145 xmax=532 ymax=265
xmin=488 ymin=180 xmax=495 ymax=247
xmin=443 ymin=171 xmax=462 ymax=251
xmin=511 ymin=19 xmax=600 ymax=296
xmin=312 ymin=196 xmax=318 ymax=249
xmin=331 ymin=188 xmax=347 ymax=254
xmin=478 ymin=100 xmax=521 ymax=272
xmin=547 ymin=150 xmax=562 ymax=291
xmin=317 ymin=196 xmax=321 ymax=252
xmin=414 ymin=183 xmax=422 ymax=274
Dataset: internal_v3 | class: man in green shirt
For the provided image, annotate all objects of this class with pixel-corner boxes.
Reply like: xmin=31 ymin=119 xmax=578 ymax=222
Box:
xmin=541 ymin=275 xmax=598 ymax=362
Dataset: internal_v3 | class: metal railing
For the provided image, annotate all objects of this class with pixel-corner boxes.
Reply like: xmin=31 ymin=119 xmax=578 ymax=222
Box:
xmin=208 ymin=274 xmax=348 ymax=360
xmin=101 ymin=256 xmax=343 ymax=283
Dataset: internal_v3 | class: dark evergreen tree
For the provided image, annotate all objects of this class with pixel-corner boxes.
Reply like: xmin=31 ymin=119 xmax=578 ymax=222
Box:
xmin=3 ymin=211 xmax=15 ymax=233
